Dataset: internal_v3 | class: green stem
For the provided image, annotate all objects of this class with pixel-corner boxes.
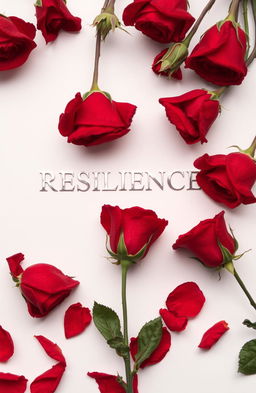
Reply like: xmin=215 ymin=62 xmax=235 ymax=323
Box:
xmin=243 ymin=0 xmax=250 ymax=57
xmin=90 ymin=31 xmax=101 ymax=91
xmin=246 ymin=0 xmax=256 ymax=65
xmin=244 ymin=135 xmax=256 ymax=157
xmin=228 ymin=0 xmax=241 ymax=20
xmin=183 ymin=0 xmax=216 ymax=46
xmin=234 ymin=269 xmax=256 ymax=311
xmin=121 ymin=261 xmax=133 ymax=393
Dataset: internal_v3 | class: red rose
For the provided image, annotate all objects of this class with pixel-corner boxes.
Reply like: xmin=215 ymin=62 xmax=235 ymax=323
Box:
xmin=159 ymin=89 xmax=220 ymax=144
xmin=185 ymin=21 xmax=247 ymax=86
xmin=58 ymin=92 xmax=137 ymax=147
xmin=0 ymin=15 xmax=36 ymax=71
xmin=194 ymin=152 xmax=256 ymax=208
xmin=172 ymin=211 xmax=236 ymax=268
xmin=152 ymin=48 xmax=182 ymax=80
xmin=6 ymin=253 xmax=79 ymax=317
xmin=123 ymin=0 xmax=194 ymax=43
xmin=101 ymin=205 xmax=168 ymax=262
xmin=35 ymin=0 xmax=81 ymax=43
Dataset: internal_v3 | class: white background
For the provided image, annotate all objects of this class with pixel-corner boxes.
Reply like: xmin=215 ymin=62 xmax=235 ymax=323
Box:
xmin=0 ymin=0 xmax=256 ymax=392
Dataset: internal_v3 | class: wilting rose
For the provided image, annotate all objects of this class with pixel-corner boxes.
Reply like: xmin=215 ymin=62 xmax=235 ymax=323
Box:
xmin=185 ymin=21 xmax=247 ymax=86
xmin=35 ymin=0 xmax=81 ymax=43
xmin=194 ymin=152 xmax=256 ymax=208
xmin=58 ymin=92 xmax=137 ymax=146
xmin=6 ymin=253 xmax=79 ymax=317
xmin=0 ymin=15 xmax=36 ymax=71
xmin=123 ymin=0 xmax=194 ymax=43
xmin=159 ymin=89 xmax=220 ymax=144
xmin=101 ymin=205 xmax=168 ymax=262
xmin=172 ymin=211 xmax=236 ymax=267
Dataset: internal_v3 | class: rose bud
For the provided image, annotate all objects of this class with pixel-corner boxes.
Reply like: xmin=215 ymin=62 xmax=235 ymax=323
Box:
xmin=123 ymin=0 xmax=195 ymax=44
xmin=6 ymin=253 xmax=79 ymax=318
xmin=58 ymin=91 xmax=137 ymax=147
xmin=185 ymin=20 xmax=247 ymax=86
xmin=172 ymin=211 xmax=237 ymax=268
xmin=152 ymin=43 xmax=189 ymax=80
xmin=101 ymin=205 xmax=168 ymax=263
xmin=194 ymin=138 xmax=256 ymax=208
xmin=159 ymin=89 xmax=220 ymax=144
xmin=0 ymin=15 xmax=36 ymax=71
xmin=35 ymin=0 xmax=82 ymax=44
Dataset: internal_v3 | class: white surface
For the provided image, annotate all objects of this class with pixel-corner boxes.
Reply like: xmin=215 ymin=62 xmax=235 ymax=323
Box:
xmin=0 ymin=0 xmax=256 ymax=392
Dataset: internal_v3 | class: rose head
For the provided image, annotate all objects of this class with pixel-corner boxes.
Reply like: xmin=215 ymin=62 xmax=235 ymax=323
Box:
xmin=35 ymin=0 xmax=82 ymax=44
xmin=6 ymin=253 xmax=79 ymax=317
xmin=152 ymin=45 xmax=187 ymax=80
xmin=123 ymin=0 xmax=195 ymax=43
xmin=194 ymin=152 xmax=256 ymax=208
xmin=58 ymin=92 xmax=137 ymax=147
xmin=0 ymin=15 xmax=36 ymax=71
xmin=101 ymin=205 xmax=168 ymax=263
xmin=172 ymin=211 xmax=236 ymax=268
xmin=185 ymin=21 xmax=247 ymax=86
xmin=159 ymin=89 xmax=220 ymax=144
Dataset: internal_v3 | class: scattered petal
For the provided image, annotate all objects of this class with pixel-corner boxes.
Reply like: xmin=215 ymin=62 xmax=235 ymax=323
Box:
xmin=30 ymin=363 xmax=66 ymax=393
xmin=198 ymin=321 xmax=229 ymax=349
xmin=0 ymin=326 xmax=14 ymax=362
xmin=87 ymin=372 xmax=125 ymax=393
xmin=6 ymin=253 xmax=24 ymax=277
xmin=64 ymin=303 xmax=92 ymax=339
xmin=35 ymin=336 xmax=66 ymax=365
xmin=0 ymin=372 xmax=27 ymax=393
xmin=159 ymin=309 xmax=188 ymax=332
xmin=130 ymin=327 xmax=171 ymax=368
xmin=166 ymin=282 xmax=205 ymax=318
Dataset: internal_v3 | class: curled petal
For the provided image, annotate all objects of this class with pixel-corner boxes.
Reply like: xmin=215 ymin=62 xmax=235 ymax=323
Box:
xmin=0 ymin=326 xmax=14 ymax=362
xmin=166 ymin=282 xmax=205 ymax=318
xmin=35 ymin=336 xmax=66 ymax=365
xmin=30 ymin=363 xmax=66 ymax=393
xmin=159 ymin=309 xmax=187 ymax=332
xmin=87 ymin=372 xmax=125 ymax=393
xmin=6 ymin=253 xmax=24 ymax=277
xmin=198 ymin=321 xmax=229 ymax=349
xmin=0 ymin=372 xmax=27 ymax=393
xmin=64 ymin=302 xmax=92 ymax=339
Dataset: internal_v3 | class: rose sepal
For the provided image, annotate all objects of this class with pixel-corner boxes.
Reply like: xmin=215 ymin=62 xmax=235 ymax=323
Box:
xmin=93 ymin=8 xmax=124 ymax=40
xmin=158 ymin=43 xmax=188 ymax=76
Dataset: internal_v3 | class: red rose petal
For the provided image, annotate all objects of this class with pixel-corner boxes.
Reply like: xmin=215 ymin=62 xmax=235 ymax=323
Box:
xmin=159 ymin=308 xmax=188 ymax=332
xmin=88 ymin=372 xmax=125 ymax=393
xmin=6 ymin=253 xmax=24 ymax=277
xmin=198 ymin=321 xmax=229 ymax=349
xmin=35 ymin=336 xmax=66 ymax=365
xmin=166 ymin=282 xmax=205 ymax=318
xmin=0 ymin=326 xmax=14 ymax=362
xmin=64 ymin=302 xmax=92 ymax=339
xmin=0 ymin=372 xmax=27 ymax=393
xmin=130 ymin=327 xmax=171 ymax=368
xmin=30 ymin=363 xmax=66 ymax=393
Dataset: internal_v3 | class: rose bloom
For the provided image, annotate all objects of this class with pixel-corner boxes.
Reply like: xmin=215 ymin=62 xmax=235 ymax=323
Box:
xmin=152 ymin=48 xmax=182 ymax=80
xmin=35 ymin=0 xmax=81 ymax=43
xmin=6 ymin=253 xmax=79 ymax=318
xmin=58 ymin=92 xmax=137 ymax=147
xmin=0 ymin=15 xmax=36 ymax=71
xmin=101 ymin=205 xmax=168 ymax=262
xmin=172 ymin=211 xmax=236 ymax=268
xmin=123 ymin=0 xmax=194 ymax=43
xmin=194 ymin=152 xmax=256 ymax=208
xmin=185 ymin=21 xmax=247 ymax=86
xmin=159 ymin=89 xmax=220 ymax=144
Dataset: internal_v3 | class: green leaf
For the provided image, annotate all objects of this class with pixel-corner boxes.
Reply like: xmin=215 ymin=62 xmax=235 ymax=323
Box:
xmin=93 ymin=302 xmax=123 ymax=341
xmin=107 ymin=337 xmax=129 ymax=357
xmin=135 ymin=317 xmax=162 ymax=369
xmin=239 ymin=339 xmax=256 ymax=375
xmin=243 ymin=319 xmax=256 ymax=330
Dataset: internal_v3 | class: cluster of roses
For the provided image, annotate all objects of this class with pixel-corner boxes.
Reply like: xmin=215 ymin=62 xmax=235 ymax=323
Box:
xmin=2 ymin=206 xmax=238 ymax=393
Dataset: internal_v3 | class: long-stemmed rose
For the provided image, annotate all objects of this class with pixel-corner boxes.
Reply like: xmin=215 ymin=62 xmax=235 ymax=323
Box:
xmin=89 ymin=205 xmax=168 ymax=393
xmin=58 ymin=0 xmax=137 ymax=147
xmin=173 ymin=211 xmax=256 ymax=374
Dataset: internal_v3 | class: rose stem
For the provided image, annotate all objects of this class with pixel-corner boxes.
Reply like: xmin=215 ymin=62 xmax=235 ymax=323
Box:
xmin=233 ymin=269 xmax=256 ymax=311
xmin=183 ymin=0 xmax=216 ymax=46
xmin=246 ymin=0 xmax=256 ymax=65
xmin=90 ymin=0 xmax=110 ymax=91
xmin=121 ymin=260 xmax=133 ymax=393
xmin=243 ymin=0 xmax=250 ymax=57
xmin=229 ymin=0 xmax=241 ymax=19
